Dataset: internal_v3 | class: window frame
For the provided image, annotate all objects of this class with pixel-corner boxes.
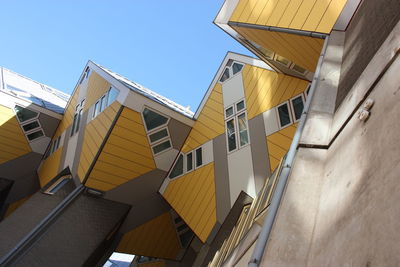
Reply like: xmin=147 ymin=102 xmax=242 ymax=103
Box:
xmin=195 ymin=147 xmax=203 ymax=168
xmin=43 ymin=175 xmax=72 ymax=195
xmin=186 ymin=151 xmax=193 ymax=172
xmin=147 ymin=127 xmax=170 ymax=145
xmin=225 ymin=105 xmax=234 ymax=120
xmin=168 ymin=153 xmax=185 ymax=179
xmin=14 ymin=105 xmax=45 ymax=142
xmin=235 ymin=111 xmax=250 ymax=149
xmin=71 ymin=100 xmax=85 ymax=137
xmin=225 ymin=99 xmax=250 ymax=154
xmin=276 ymin=101 xmax=293 ymax=129
xmin=219 ymin=61 xmax=244 ymax=84
xmin=289 ymin=93 xmax=306 ymax=122
xmin=273 ymin=54 xmax=291 ymax=68
xmin=141 ymin=106 xmax=170 ymax=133
xmin=151 ymin=139 xmax=172 ymax=155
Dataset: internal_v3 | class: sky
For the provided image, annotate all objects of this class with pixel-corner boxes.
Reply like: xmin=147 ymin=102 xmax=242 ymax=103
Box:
xmin=0 ymin=1 xmax=253 ymax=112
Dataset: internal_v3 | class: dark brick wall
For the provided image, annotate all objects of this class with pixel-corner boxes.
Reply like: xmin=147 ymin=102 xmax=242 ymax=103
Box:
xmin=336 ymin=0 xmax=400 ymax=109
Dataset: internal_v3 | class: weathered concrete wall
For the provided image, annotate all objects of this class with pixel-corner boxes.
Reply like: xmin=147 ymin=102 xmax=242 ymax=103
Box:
xmin=261 ymin=15 xmax=400 ymax=267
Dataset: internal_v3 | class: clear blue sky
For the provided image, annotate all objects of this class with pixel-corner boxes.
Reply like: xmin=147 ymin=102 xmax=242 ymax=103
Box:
xmin=0 ymin=1 xmax=253 ymax=112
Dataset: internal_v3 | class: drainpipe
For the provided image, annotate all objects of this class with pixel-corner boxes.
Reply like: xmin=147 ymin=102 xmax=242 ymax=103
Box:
xmin=248 ymin=35 xmax=330 ymax=267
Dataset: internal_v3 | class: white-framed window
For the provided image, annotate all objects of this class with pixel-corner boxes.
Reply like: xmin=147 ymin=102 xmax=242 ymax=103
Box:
xmin=14 ymin=105 xmax=45 ymax=142
xmin=276 ymin=101 xmax=292 ymax=129
xmin=92 ymin=86 xmax=119 ymax=119
xmin=167 ymin=145 xmax=204 ymax=180
xmin=274 ymin=54 xmax=291 ymax=68
xmin=195 ymin=147 xmax=203 ymax=168
xmin=219 ymin=61 xmax=244 ymax=83
xmin=224 ymin=99 xmax=250 ymax=153
xmin=304 ymin=84 xmax=311 ymax=99
xmin=44 ymin=135 xmax=62 ymax=159
xmin=289 ymin=94 xmax=305 ymax=122
xmin=79 ymin=67 xmax=91 ymax=84
xmin=290 ymin=63 xmax=308 ymax=75
xmin=142 ymin=107 xmax=172 ymax=156
xmin=43 ymin=175 xmax=72 ymax=195
xmin=186 ymin=152 xmax=193 ymax=172
xmin=71 ymin=99 xmax=85 ymax=137
xmin=169 ymin=153 xmax=184 ymax=179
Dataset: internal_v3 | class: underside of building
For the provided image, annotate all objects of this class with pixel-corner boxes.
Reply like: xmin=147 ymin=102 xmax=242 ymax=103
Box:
xmin=1 ymin=0 xmax=400 ymax=266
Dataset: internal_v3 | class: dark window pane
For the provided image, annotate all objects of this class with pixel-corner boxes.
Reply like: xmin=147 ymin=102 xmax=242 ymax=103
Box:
xmin=100 ymin=95 xmax=107 ymax=112
xmin=143 ymin=108 xmax=168 ymax=131
xmin=174 ymin=217 xmax=182 ymax=224
xmin=177 ymin=223 xmax=188 ymax=232
xmin=219 ymin=67 xmax=230 ymax=82
xmin=107 ymin=87 xmax=119 ymax=106
xmin=226 ymin=119 xmax=237 ymax=151
xmin=291 ymin=96 xmax=304 ymax=121
xmin=75 ymin=109 xmax=83 ymax=133
xmin=14 ymin=105 xmax=38 ymax=122
xmin=169 ymin=154 xmax=184 ymax=178
xmin=225 ymin=106 xmax=233 ymax=118
xmin=22 ymin=121 xmax=40 ymax=132
xmin=186 ymin=152 xmax=193 ymax=171
xmin=236 ymin=100 xmax=245 ymax=112
xmin=179 ymin=230 xmax=194 ymax=247
xmin=232 ymin=63 xmax=243 ymax=75
xmin=152 ymin=140 xmax=171 ymax=154
xmin=149 ymin=128 xmax=168 ymax=143
xmin=71 ymin=113 xmax=78 ymax=136
xmin=196 ymin=147 xmax=202 ymax=167
xmin=278 ymin=103 xmax=291 ymax=127
xmin=27 ymin=130 xmax=44 ymax=141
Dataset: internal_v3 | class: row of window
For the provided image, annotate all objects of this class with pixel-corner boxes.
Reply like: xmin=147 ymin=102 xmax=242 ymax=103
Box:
xmin=168 ymin=146 xmax=203 ymax=179
xmin=44 ymin=135 xmax=61 ymax=159
xmin=171 ymin=214 xmax=194 ymax=248
xmin=224 ymin=99 xmax=250 ymax=153
xmin=142 ymin=108 xmax=173 ymax=155
xmin=79 ymin=67 xmax=91 ymax=84
xmin=276 ymin=93 xmax=306 ymax=129
xmin=71 ymin=99 xmax=85 ymax=137
xmin=93 ymin=87 xmax=119 ymax=119
xmin=219 ymin=61 xmax=244 ymax=83
xmin=14 ymin=105 xmax=45 ymax=141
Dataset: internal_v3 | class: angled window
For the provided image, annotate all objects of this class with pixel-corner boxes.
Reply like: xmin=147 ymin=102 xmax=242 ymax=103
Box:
xmin=291 ymin=95 xmax=304 ymax=121
xmin=100 ymin=94 xmax=108 ymax=112
xmin=149 ymin=128 xmax=169 ymax=144
xmin=186 ymin=152 xmax=193 ymax=172
xmin=169 ymin=154 xmax=184 ymax=179
xmin=195 ymin=147 xmax=203 ymax=167
xmin=22 ymin=121 xmax=40 ymax=132
xmin=142 ymin=108 xmax=168 ymax=131
xmin=277 ymin=102 xmax=292 ymax=128
xmin=237 ymin=113 xmax=249 ymax=146
xmin=152 ymin=140 xmax=171 ymax=154
xmin=107 ymin=87 xmax=119 ymax=106
xmin=44 ymin=175 xmax=72 ymax=195
xmin=220 ymin=67 xmax=230 ymax=83
xmin=226 ymin=118 xmax=237 ymax=152
xmin=14 ymin=105 xmax=38 ymax=122
xmin=232 ymin=63 xmax=243 ymax=75
xmin=27 ymin=130 xmax=44 ymax=141
xmin=274 ymin=55 xmax=291 ymax=67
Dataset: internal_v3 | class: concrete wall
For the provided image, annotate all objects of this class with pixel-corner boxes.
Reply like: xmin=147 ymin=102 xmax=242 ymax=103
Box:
xmin=261 ymin=14 xmax=400 ymax=267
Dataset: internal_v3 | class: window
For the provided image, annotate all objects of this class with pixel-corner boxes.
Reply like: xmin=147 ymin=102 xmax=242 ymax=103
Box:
xmin=196 ymin=147 xmax=203 ymax=167
xmin=169 ymin=154 xmax=184 ymax=179
xmin=291 ymin=64 xmax=308 ymax=75
xmin=219 ymin=62 xmax=244 ymax=83
xmin=14 ymin=105 xmax=38 ymax=123
xmin=277 ymin=102 xmax=292 ymax=128
xmin=152 ymin=140 xmax=171 ymax=155
xmin=291 ymin=95 xmax=304 ymax=121
xmin=225 ymin=106 xmax=234 ymax=119
xmin=149 ymin=128 xmax=169 ymax=144
xmin=45 ymin=135 xmax=62 ymax=159
xmin=79 ymin=67 xmax=91 ymax=84
xmin=22 ymin=121 xmax=40 ymax=132
xmin=92 ymin=87 xmax=119 ymax=119
xmin=142 ymin=108 xmax=169 ymax=131
xmin=44 ymin=175 xmax=72 ymax=195
xmin=186 ymin=152 xmax=193 ymax=172
xmin=71 ymin=100 xmax=84 ymax=136
xmin=224 ymin=99 xmax=249 ymax=152
xmin=27 ymin=130 xmax=44 ymax=141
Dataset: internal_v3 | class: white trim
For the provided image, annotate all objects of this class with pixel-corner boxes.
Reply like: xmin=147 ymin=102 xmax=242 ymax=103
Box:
xmin=236 ymin=111 xmax=250 ymax=149
xmin=151 ymin=139 xmax=173 ymax=156
xmin=167 ymin=153 xmax=185 ymax=180
xmin=274 ymin=54 xmax=292 ymax=68
xmin=214 ymin=0 xmax=240 ymax=25
xmin=147 ymin=127 xmax=170 ymax=145
xmin=225 ymin=105 xmax=234 ymax=120
xmin=276 ymin=101 xmax=293 ymax=129
xmin=141 ymin=106 xmax=171 ymax=133
xmin=289 ymin=93 xmax=306 ymax=122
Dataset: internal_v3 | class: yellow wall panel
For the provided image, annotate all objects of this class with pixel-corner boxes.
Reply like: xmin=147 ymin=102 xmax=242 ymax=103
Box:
xmin=0 ymin=105 xmax=31 ymax=164
xmin=266 ymin=124 xmax=298 ymax=171
xmin=84 ymin=71 xmax=111 ymax=111
xmin=243 ymin=65 xmax=309 ymax=120
xmin=163 ymin=163 xmax=217 ymax=242
xmin=84 ymin=107 xmax=156 ymax=191
xmin=77 ymin=101 xmax=120 ymax=182
xmin=38 ymin=148 xmax=63 ymax=187
xmin=182 ymin=83 xmax=224 ymax=153
xmin=116 ymin=212 xmax=181 ymax=260
xmin=230 ymin=0 xmax=347 ymax=34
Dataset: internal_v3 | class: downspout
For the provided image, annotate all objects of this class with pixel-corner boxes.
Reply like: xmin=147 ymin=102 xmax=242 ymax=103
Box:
xmin=248 ymin=35 xmax=330 ymax=267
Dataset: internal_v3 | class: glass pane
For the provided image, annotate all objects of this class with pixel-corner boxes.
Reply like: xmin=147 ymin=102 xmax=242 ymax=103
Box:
xmin=22 ymin=121 xmax=40 ymax=132
xmin=238 ymin=113 xmax=249 ymax=146
xmin=225 ymin=106 xmax=233 ymax=118
xmin=232 ymin=63 xmax=243 ymax=75
xmin=177 ymin=223 xmax=188 ymax=232
xmin=75 ymin=109 xmax=83 ymax=133
xmin=275 ymin=55 xmax=290 ymax=66
xmin=169 ymin=154 xmax=184 ymax=178
xmin=100 ymin=95 xmax=108 ymax=112
xmin=236 ymin=100 xmax=245 ymax=112
xmin=278 ymin=103 xmax=291 ymax=127
xmin=93 ymin=101 xmax=100 ymax=118
xmin=107 ymin=87 xmax=119 ymax=106
xmin=219 ymin=68 xmax=230 ymax=82
xmin=71 ymin=113 xmax=77 ymax=136
xmin=292 ymin=96 xmax=304 ymax=121
xmin=152 ymin=140 xmax=171 ymax=154
xmin=196 ymin=147 xmax=202 ymax=167
xmin=226 ymin=119 xmax=237 ymax=151
xmin=143 ymin=108 xmax=168 ymax=131
xmin=149 ymin=128 xmax=168 ymax=143
xmin=14 ymin=105 xmax=38 ymax=122
xmin=27 ymin=130 xmax=44 ymax=141
xmin=179 ymin=230 xmax=194 ymax=247
xmin=186 ymin=152 xmax=193 ymax=171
